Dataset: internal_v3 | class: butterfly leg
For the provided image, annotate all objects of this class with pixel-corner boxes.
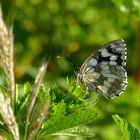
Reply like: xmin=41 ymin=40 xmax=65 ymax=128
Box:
xmin=83 ymin=87 xmax=90 ymax=99
xmin=76 ymin=77 xmax=79 ymax=86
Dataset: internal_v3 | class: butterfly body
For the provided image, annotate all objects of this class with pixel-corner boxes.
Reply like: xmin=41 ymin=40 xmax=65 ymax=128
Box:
xmin=75 ymin=39 xmax=127 ymax=99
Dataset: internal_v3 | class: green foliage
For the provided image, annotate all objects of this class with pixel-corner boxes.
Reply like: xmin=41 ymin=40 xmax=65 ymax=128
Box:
xmin=35 ymin=79 xmax=98 ymax=139
xmin=0 ymin=1 xmax=140 ymax=140
xmin=16 ymin=83 xmax=31 ymax=115
xmin=52 ymin=126 xmax=95 ymax=137
xmin=111 ymin=0 xmax=140 ymax=20
xmin=37 ymin=100 xmax=97 ymax=139
xmin=12 ymin=79 xmax=97 ymax=139
xmin=113 ymin=115 xmax=140 ymax=140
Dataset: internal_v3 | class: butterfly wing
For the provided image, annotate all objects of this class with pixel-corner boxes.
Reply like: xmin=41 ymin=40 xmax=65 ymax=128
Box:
xmin=79 ymin=39 xmax=127 ymax=99
xmin=84 ymin=64 xmax=127 ymax=99
xmin=80 ymin=39 xmax=126 ymax=71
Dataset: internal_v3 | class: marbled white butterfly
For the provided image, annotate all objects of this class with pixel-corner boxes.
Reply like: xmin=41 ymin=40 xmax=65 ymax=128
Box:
xmin=74 ymin=39 xmax=127 ymax=99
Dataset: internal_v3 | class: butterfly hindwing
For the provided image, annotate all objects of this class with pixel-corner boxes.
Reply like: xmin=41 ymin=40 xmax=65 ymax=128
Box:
xmin=84 ymin=64 xmax=127 ymax=99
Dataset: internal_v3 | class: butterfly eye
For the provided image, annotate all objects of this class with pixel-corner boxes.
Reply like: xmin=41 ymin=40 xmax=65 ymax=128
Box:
xmin=74 ymin=68 xmax=80 ymax=75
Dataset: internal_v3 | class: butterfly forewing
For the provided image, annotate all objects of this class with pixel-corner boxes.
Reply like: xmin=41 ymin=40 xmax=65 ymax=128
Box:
xmin=80 ymin=39 xmax=126 ymax=72
xmin=77 ymin=39 xmax=127 ymax=99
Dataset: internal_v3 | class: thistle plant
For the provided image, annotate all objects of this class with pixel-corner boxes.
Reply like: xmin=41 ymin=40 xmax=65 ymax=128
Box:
xmin=0 ymin=5 xmax=97 ymax=140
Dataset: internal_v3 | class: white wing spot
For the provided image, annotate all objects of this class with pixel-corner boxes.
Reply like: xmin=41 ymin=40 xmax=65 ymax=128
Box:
xmin=89 ymin=58 xmax=98 ymax=67
xmin=103 ymin=80 xmax=111 ymax=87
xmin=101 ymin=70 xmax=110 ymax=74
xmin=115 ymin=47 xmax=124 ymax=52
xmin=100 ymin=62 xmax=109 ymax=65
xmin=108 ymin=77 xmax=115 ymax=82
xmin=122 ymin=79 xmax=127 ymax=84
xmin=101 ymin=49 xmax=112 ymax=57
xmin=120 ymin=39 xmax=125 ymax=42
xmin=124 ymin=84 xmax=127 ymax=89
xmin=123 ymin=62 xmax=126 ymax=65
xmin=102 ymin=73 xmax=119 ymax=79
xmin=124 ymin=72 xmax=127 ymax=77
xmin=121 ymin=83 xmax=127 ymax=89
xmin=120 ymin=70 xmax=126 ymax=77
xmin=98 ymin=85 xmax=108 ymax=93
xmin=85 ymin=67 xmax=93 ymax=72
xmin=116 ymin=90 xmax=122 ymax=95
xmin=100 ymin=65 xmax=109 ymax=71
xmin=111 ymin=44 xmax=116 ymax=48
xmin=121 ymin=55 xmax=126 ymax=60
xmin=92 ymin=72 xmax=100 ymax=79
xmin=109 ymin=61 xmax=117 ymax=65
xmin=110 ymin=55 xmax=118 ymax=61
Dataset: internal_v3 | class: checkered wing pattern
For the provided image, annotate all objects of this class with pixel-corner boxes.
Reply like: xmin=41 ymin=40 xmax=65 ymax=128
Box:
xmin=77 ymin=39 xmax=127 ymax=99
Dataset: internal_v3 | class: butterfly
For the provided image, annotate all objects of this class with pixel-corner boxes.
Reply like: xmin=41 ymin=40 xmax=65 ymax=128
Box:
xmin=74 ymin=39 xmax=127 ymax=99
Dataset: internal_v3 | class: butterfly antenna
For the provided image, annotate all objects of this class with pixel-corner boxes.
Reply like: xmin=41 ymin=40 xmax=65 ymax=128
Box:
xmin=41 ymin=55 xmax=52 ymax=64
xmin=56 ymin=55 xmax=78 ymax=69
xmin=66 ymin=54 xmax=78 ymax=68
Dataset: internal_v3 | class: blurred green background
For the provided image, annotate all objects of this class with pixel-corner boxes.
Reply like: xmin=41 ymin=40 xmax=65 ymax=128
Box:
xmin=1 ymin=0 xmax=140 ymax=140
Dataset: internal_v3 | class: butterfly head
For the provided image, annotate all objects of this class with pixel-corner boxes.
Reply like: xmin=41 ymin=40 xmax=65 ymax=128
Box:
xmin=74 ymin=68 xmax=80 ymax=75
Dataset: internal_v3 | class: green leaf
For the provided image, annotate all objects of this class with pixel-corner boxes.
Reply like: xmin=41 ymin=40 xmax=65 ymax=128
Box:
xmin=37 ymin=101 xmax=97 ymax=139
xmin=16 ymin=83 xmax=31 ymax=114
xmin=66 ymin=77 xmax=85 ymax=98
xmin=52 ymin=126 xmax=95 ymax=137
xmin=69 ymin=97 xmax=98 ymax=112
xmin=52 ymin=100 xmax=66 ymax=118
xmin=112 ymin=115 xmax=140 ymax=140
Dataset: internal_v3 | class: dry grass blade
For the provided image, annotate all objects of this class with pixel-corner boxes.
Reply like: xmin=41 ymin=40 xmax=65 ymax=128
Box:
xmin=24 ymin=62 xmax=48 ymax=140
xmin=0 ymin=89 xmax=19 ymax=140
xmin=27 ymin=62 xmax=48 ymax=120
xmin=28 ymin=103 xmax=49 ymax=140
xmin=0 ymin=5 xmax=15 ymax=103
